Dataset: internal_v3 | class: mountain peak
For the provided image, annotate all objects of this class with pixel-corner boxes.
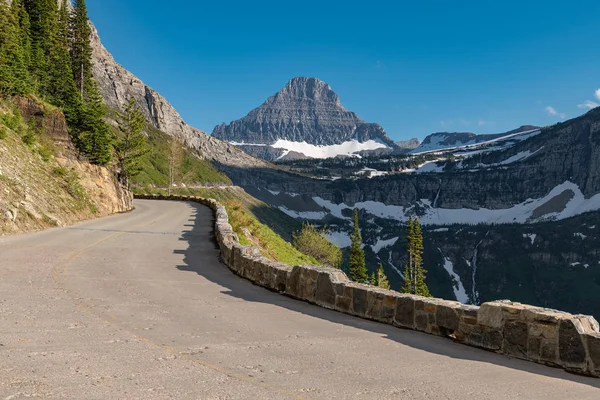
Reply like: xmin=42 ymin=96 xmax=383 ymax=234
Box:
xmin=269 ymin=76 xmax=343 ymax=110
xmin=212 ymin=77 xmax=397 ymax=159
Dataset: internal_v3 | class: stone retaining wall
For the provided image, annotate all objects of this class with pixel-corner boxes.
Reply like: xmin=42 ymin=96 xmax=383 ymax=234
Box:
xmin=136 ymin=194 xmax=600 ymax=377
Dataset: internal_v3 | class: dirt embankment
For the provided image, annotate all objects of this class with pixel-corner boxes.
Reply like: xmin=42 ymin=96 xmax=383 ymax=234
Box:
xmin=0 ymin=97 xmax=132 ymax=235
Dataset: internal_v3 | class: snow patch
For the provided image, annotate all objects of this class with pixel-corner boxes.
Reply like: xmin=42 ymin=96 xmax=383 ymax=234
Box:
xmin=355 ymin=167 xmax=389 ymax=178
xmin=439 ymin=251 xmax=469 ymax=304
xmin=432 ymin=228 xmax=449 ymax=232
xmin=277 ymin=206 xmax=326 ymax=220
xmin=313 ymin=197 xmax=351 ymax=220
xmin=325 ymin=231 xmax=352 ymax=248
xmin=371 ymin=237 xmax=399 ymax=253
xmin=574 ymin=232 xmax=587 ymax=240
xmin=523 ymin=233 xmax=537 ymax=245
xmin=271 ymin=139 xmax=389 ymax=159
xmin=229 ymin=141 xmax=267 ymax=146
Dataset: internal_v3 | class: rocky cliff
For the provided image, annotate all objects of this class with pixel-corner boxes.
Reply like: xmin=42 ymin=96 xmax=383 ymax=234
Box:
xmin=89 ymin=24 xmax=267 ymax=169
xmin=0 ymin=97 xmax=131 ymax=235
xmin=212 ymin=77 xmax=400 ymax=160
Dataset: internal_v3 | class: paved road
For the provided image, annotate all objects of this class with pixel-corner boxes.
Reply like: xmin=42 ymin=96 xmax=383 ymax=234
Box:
xmin=1 ymin=200 xmax=599 ymax=399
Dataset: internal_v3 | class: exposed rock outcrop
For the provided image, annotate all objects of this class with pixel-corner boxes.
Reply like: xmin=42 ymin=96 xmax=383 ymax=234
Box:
xmin=89 ymin=24 xmax=267 ymax=168
xmin=0 ymin=97 xmax=131 ymax=235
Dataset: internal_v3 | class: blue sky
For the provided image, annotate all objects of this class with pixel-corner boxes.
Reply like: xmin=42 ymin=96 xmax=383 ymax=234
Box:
xmin=88 ymin=0 xmax=599 ymax=141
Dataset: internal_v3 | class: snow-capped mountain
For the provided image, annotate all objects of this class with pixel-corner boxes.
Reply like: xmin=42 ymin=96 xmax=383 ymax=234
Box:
xmin=212 ymin=77 xmax=401 ymax=160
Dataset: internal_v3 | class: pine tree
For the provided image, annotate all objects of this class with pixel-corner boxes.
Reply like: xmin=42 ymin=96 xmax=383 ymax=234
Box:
xmin=14 ymin=0 xmax=32 ymax=90
xmin=377 ymin=263 xmax=390 ymax=290
xmin=0 ymin=0 xmax=30 ymax=95
xmin=24 ymin=0 xmax=57 ymax=94
xmin=47 ymin=0 xmax=81 ymax=123
xmin=401 ymin=217 xmax=415 ymax=294
xmin=78 ymin=82 xmax=113 ymax=165
xmin=349 ymin=208 xmax=368 ymax=282
xmin=401 ymin=216 xmax=431 ymax=296
xmin=70 ymin=0 xmax=93 ymax=99
xmin=413 ymin=218 xmax=431 ymax=297
xmin=116 ymin=98 xmax=149 ymax=183
xmin=370 ymin=272 xmax=377 ymax=286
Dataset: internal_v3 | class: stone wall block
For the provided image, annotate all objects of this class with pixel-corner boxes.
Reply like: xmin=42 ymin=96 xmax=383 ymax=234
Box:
xmin=315 ymin=268 xmax=348 ymax=310
xmin=558 ymin=319 xmax=588 ymax=370
xmin=335 ymin=285 xmax=354 ymax=314
xmin=285 ymin=265 xmax=319 ymax=303
xmin=365 ymin=289 xmax=386 ymax=322
xmin=503 ymin=321 xmax=528 ymax=358
xmin=586 ymin=333 xmax=600 ymax=376
xmin=269 ymin=262 xmax=292 ymax=292
xmin=351 ymin=284 xmax=369 ymax=318
xmin=436 ymin=302 xmax=461 ymax=334
xmin=478 ymin=302 xmax=505 ymax=329
xmin=393 ymin=295 xmax=416 ymax=329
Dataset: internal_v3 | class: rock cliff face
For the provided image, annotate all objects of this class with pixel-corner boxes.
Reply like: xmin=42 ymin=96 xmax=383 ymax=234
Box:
xmin=212 ymin=77 xmax=399 ymax=160
xmin=1 ymin=97 xmax=131 ymax=235
xmin=89 ymin=24 xmax=266 ymax=168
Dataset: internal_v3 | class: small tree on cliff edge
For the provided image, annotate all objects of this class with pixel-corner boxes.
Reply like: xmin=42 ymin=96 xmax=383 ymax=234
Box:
xmin=116 ymin=98 xmax=148 ymax=184
xmin=401 ymin=216 xmax=431 ymax=297
xmin=377 ymin=263 xmax=390 ymax=290
xmin=349 ymin=208 xmax=367 ymax=283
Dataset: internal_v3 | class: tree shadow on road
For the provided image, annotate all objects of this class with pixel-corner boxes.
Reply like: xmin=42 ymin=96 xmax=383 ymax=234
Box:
xmin=174 ymin=201 xmax=600 ymax=390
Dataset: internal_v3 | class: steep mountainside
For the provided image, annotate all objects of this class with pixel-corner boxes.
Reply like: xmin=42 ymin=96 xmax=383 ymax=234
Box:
xmin=0 ymin=97 xmax=131 ymax=235
xmin=219 ymin=107 xmax=600 ymax=316
xmin=89 ymin=24 xmax=267 ymax=169
xmin=212 ymin=77 xmax=400 ymax=160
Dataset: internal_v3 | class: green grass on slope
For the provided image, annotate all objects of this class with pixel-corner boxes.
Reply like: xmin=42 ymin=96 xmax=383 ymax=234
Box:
xmin=105 ymin=108 xmax=230 ymax=187
xmin=132 ymin=124 xmax=231 ymax=187
xmin=134 ymin=186 xmax=318 ymax=266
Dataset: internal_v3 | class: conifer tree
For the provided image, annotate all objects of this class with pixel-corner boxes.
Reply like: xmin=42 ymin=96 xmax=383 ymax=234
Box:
xmin=413 ymin=218 xmax=431 ymax=297
xmin=401 ymin=216 xmax=431 ymax=296
xmin=377 ymin=263 xmax=390 ymax=290
xmin=349 ymin=208 xmax=367 ymax=282
xmin=70 ymin=0 xmax=93 ymax=99
xmin=24 ymin=0 xmax=57 ymax=94
xmin=0 ymin=0 xmax=30 ymax=95
xmin=47 ymin=0 xmax=81 ymax=124
xmin=14 ymin=0 xmax=32 ymax=89
xmin=79 ymin=82 xmax=113 ymax=165
xmin=370 ymin=272 xmax=377 ymax=286
xmin=401 ymin=217 xmax=415 ymax=294
xmin=116 ymin=98 xmax=149 ymax=183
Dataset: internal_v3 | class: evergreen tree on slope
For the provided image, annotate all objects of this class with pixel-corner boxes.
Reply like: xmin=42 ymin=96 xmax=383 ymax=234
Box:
xmin=116 ymin=98 xmax=149 ymax=183
xmin=70 ymin=0 xmax=93 ymax=99
xmin=0 ymin=0 xmax=30 ymax=95
xmin=349 ymin=208 xmax=367 ymax=283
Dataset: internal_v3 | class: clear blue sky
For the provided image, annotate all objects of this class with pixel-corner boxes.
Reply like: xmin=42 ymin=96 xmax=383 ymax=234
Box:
xmin=87 ymin=0 xmax=600 ymax=141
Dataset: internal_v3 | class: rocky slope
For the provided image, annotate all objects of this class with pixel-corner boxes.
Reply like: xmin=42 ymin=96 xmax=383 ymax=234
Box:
xmin=89 ymin=24 xmax=267 ymax=169
xmin=0 ymin=97 xmax=131 ymax=235
xmin=212 ymin=77 xmax=401 ymax=160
